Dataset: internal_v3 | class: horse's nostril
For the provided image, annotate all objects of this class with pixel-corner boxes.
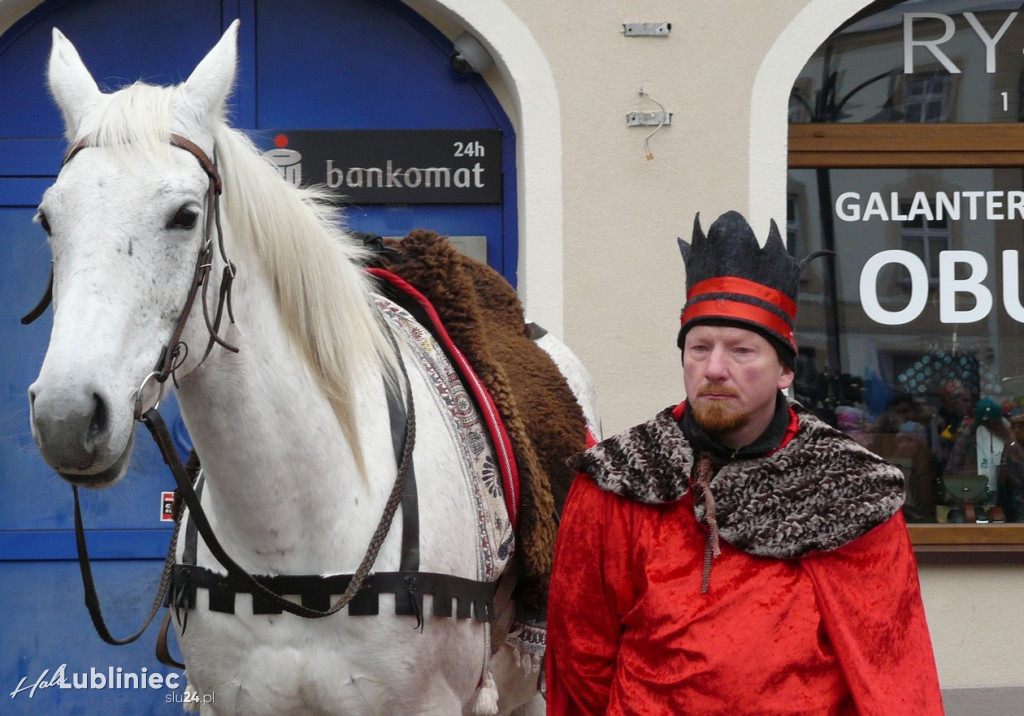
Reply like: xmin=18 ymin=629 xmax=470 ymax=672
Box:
xmin=86 ymin=392 xmax=108 ymax=448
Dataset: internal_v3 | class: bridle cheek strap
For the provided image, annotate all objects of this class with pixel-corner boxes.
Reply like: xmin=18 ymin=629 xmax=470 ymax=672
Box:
xmin=144 ymin=134 xmax=239 ymax=391
xmin=20 ymin=269 xmax=52 ymax=325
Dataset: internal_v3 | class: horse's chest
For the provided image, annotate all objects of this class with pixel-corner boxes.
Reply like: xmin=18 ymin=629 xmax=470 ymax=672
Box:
xmin=179 ymin=612 xmax=440 ymax=714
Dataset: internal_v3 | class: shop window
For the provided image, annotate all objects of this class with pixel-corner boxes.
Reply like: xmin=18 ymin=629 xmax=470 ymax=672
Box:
xmin=789 ymin=79 xmax=814 ymax=124
xmin=898 ymin=199 xmax=949 ymax=288
xmin=785 ymin=192 xmax=802 ymax=254
xmin=789 ymin=0 xmax=1024 ymax=555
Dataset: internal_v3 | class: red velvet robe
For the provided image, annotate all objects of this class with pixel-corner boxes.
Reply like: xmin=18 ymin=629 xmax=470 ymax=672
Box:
xmin=545 ymin=416 xmax=943 ymax=714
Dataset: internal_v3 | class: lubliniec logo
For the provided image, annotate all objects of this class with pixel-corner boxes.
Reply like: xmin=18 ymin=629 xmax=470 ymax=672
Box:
xmin=9 ymin=663 xmax=213 ymax=706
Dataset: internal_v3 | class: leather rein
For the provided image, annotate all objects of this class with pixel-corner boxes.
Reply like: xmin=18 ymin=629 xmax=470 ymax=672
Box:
xmin=23 ymin=134 xmax=418 ymax=649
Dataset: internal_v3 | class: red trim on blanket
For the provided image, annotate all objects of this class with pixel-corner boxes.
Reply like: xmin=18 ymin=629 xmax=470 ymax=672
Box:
xmin=367 ymin=267 xmax=520 ymax=529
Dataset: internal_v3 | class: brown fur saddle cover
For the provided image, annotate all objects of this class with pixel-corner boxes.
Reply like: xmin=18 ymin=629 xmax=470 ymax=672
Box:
xmin=371 ymin=230 xmax=589 ymax=612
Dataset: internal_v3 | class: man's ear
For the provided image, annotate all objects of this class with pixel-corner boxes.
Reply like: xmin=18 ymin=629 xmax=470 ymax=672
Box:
xmin=778 ymin=364 xmax=796 ymax=392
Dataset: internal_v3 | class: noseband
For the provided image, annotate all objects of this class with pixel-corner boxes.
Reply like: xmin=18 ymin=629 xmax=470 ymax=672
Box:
xmin=22 ymin=133 xmax=239 ymax=414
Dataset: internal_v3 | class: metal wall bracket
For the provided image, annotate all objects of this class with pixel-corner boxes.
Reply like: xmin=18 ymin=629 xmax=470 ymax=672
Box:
xmin=626 ymin=111 xmax=673 ymax=127
xmin=623 ymin=23 xmax=671 ymax=37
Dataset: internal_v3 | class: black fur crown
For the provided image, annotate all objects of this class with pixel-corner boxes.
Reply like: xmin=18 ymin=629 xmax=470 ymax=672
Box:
xmin=678 ymin=210 xmax=830 ymax=364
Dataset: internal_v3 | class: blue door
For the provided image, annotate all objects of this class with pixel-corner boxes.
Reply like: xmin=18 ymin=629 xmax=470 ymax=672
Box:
xmin=0 ymin=1 xmax=515 ymax=711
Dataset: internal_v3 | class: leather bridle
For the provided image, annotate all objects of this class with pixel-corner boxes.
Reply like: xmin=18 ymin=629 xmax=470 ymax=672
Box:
xmin=134 ymin=134 xmax=239 ymax=410
xmin=24 ymin=133 xmax=239 ymax=408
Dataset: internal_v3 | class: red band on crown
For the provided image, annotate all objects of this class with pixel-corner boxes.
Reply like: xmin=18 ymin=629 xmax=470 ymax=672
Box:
xmin=686 ymin=276 xmax=796 ymax=321
xmin=680 ymin=299 xmax=796 ymax=351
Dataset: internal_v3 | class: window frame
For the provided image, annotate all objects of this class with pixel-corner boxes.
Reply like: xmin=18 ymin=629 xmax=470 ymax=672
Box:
xmin=789 ymin=122 xmax=1024 ymax=558
xmin=899 ymin=69 xmax=954 ymax=124
xmin=897 ymin=198 xmax=949 ymax=289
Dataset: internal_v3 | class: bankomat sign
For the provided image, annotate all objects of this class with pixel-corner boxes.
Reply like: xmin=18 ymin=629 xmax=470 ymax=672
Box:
xmin=259 ymin=129 xmax=502 ymax=204
xmin=837 ymin=191 xmax=1024 ymax=326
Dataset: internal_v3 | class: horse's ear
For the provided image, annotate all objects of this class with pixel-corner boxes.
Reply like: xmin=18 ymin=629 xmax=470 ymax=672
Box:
xmin=181 ymin=20 xmax=240 ymax=125
xmin=47 ymin=28 xmax=102 ymax=140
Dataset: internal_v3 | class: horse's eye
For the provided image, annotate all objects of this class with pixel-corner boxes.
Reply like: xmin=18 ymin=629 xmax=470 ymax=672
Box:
xmin=168 ymin=206 xmax=199 ymax=230
xmin=38 ymin=212 xmax=52 ymax=235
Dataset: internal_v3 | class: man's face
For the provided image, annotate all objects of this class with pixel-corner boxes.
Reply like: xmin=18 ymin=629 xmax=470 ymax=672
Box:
xmin=942 ymin=382 xmax=970 ymax=416
xmin=1013 ymin=421 xmax=1024 ymax=444
xmin=683 ymin=324 xmax=795 ymax=449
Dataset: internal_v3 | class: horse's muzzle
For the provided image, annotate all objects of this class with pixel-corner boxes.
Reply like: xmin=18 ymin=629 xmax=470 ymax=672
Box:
xmin=28 ymin=382 xmax=133 ymax=486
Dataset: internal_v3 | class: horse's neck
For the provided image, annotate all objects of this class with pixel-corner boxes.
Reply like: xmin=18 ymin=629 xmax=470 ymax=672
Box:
xmin=175 ymin=268 xmax=397 ymax=575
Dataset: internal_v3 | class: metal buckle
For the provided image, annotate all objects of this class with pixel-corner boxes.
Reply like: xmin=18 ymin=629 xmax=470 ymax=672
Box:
xmin=134 ymin=371 xmax=165 ymax=420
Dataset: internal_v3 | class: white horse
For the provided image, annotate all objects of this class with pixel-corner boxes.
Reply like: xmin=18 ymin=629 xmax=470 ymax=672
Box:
xmin=27 ymin=21 xmax=598 ymax=715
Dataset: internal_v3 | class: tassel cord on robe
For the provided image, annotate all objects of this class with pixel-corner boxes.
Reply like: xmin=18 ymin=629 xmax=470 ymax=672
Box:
xmin=691 ymin=452 xmax=722 ymax=594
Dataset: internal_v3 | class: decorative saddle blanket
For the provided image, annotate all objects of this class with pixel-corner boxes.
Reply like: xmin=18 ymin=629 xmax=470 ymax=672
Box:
xmin=370 ymin=268 xmax=521 ymax=533
xmin=375 ymin=294 xmax=515 ymax=584
xmin=367 ymin=230 xmax=591 ymax=613
xmin=163 ymin=233 xmax=566 ymax=679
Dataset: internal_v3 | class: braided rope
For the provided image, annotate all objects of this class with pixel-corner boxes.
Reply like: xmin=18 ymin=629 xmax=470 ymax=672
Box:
xmin=73 ymin=485 xmax=183 ymax=645
xmin=693 ymin=453 xmax=721 ymax=594
xmin=312 ymin=327 xmax=416 ymax=616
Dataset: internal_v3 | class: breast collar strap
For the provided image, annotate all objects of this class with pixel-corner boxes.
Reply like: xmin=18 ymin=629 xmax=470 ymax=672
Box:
xmin=165 ymin=342 xmax=497 ymax=626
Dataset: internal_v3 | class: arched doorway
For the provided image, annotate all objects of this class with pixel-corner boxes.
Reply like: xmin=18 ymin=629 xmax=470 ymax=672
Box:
xmin=0 ymin=1 xmax=516 ymax=709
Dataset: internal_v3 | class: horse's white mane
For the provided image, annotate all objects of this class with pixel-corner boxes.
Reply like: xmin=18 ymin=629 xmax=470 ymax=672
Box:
xmin=90 ymin=82 xmax=400 ymax=466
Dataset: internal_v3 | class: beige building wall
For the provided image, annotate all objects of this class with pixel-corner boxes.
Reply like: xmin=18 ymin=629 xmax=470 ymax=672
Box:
xmin=417 ymin=0 xmax=1024 ymax=706
xmin=415 ymin=0 xmax=843 ymax=432
xmin=3 ymin=0 xmax=1021 ymax=706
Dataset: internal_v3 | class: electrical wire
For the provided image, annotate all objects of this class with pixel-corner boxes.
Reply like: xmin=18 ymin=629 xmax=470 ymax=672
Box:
xmin=639 ymin=88 xmax=668 ymax=160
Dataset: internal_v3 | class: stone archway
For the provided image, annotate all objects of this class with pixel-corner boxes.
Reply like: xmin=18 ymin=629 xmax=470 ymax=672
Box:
xmin=748 ymin=0 xmax=875 ymax=230
xmin=412 ymin=0 xmax=567 ymax=333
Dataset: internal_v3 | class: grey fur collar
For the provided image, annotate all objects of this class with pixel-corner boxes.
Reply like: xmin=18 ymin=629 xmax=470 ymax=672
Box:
xmin=567 ymin=405 xmax=905 ymax=558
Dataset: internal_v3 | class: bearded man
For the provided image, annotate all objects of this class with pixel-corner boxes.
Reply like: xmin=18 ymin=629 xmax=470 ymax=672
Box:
xmin=545 ymin=211 xmax=943 ymax=715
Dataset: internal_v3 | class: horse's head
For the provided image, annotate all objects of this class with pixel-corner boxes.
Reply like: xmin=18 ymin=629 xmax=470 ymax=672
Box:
xmin=28 ymin=22 xmax=240 ymax=487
